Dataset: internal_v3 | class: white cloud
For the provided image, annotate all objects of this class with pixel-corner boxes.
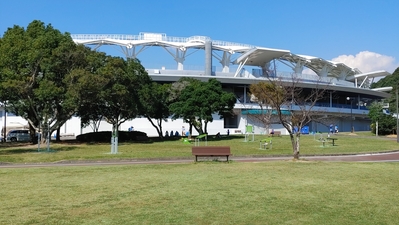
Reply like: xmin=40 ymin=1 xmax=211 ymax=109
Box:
xmin=332 ymin=51 xmax=398 ymax=73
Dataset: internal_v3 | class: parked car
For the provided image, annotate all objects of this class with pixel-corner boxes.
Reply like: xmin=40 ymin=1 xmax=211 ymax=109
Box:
xmin=6 ymin=129 xmax=31 ymax=142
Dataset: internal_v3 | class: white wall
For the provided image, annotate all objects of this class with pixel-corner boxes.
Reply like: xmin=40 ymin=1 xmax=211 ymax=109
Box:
xmin=0 ymin=108 xmax=290 ymax=138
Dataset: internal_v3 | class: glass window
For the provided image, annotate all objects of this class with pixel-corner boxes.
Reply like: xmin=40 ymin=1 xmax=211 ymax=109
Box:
xmin=224 ymin=115 xmax=238 ymax=128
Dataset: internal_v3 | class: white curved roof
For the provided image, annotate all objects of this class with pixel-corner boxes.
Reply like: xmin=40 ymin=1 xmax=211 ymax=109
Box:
xmin=71 ymin=32 xmax=391 ymax=85
xmin=234 ymin=47 xmax=290 ymax=67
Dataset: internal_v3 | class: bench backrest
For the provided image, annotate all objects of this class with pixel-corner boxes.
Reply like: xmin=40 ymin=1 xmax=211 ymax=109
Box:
xmin=192 ymin=146 xmax=231 ymax=155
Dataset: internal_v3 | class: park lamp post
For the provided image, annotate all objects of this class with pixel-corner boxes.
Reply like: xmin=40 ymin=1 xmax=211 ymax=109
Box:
xmin=347 ymin=97 xmax=354 ymax=133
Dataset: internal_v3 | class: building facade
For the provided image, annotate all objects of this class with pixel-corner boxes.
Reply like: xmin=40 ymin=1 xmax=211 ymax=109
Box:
xmin=0 ymin=33 xmax=392 ymax=138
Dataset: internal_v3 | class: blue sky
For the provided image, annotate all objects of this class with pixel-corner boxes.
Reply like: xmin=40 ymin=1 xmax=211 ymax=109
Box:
xmin=1 ymin=0 xmax=398 ymax=74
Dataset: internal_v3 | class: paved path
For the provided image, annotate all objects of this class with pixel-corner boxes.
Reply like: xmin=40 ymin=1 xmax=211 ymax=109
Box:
xmin=1 ymin=151 xmax=399 ymax=168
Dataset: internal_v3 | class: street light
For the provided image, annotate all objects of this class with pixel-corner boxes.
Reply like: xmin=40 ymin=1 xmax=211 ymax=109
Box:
xmin=347 ymin=97 xmax=354 ymax=133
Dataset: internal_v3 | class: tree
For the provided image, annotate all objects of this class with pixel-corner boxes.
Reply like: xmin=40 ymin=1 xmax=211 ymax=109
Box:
xmin=371 ymin=67 xmax=399 ymax=114
xmin=68 ymin=56 xmax=151 ymax=152
xmin=250 ymin=74 xmax=328 ymax=159
xmin=65 ymin=50 xmax=109 ymax=132
xmin=368 ymin=102 xmax=396 ymax=135
xmin=170 ymin=78 xmax=236 ymax=135
xmin=245 ymin=94 xmax=279 ymax=134
xmin=138 ymin=82 xmax=172 ymax=138
xmin=0 ymin=20 xmax=89 ymax=143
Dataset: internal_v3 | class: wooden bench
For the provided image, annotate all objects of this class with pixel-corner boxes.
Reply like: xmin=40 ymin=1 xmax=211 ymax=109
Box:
xmin=268 ymin=131 xmax=281 ymax=137
xmin=192 ymin=146 xmax=231 ymax=162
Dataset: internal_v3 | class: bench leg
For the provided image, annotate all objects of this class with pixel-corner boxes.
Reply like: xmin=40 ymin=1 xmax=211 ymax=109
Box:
xmin=227 ymin=155 xmax=229 ymax=162
xmin=195 ymin=155 xmax=197 ymax=162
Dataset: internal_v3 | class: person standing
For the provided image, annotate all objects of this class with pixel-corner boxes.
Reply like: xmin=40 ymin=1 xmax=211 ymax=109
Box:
xmin=182 ymin=126 xmax=186 ymax=136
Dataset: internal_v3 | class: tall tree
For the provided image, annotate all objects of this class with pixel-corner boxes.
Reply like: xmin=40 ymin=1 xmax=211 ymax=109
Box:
xmin=138 ymin=82 xmax=171 ymax=138
xmin=170 ymin=78 xmax=236 ymax=135
xmin=368 ymin=102 xmax=396 ymax=135
xmin=65 ymin=50 xmax=109 ymax=132
xmin=68 ymin=56 xmax=151 ymax=152
xmin=250 ymin=75 xmax=327 ymax=159
xmin=0 ymin=20 xmax=88 ymax=143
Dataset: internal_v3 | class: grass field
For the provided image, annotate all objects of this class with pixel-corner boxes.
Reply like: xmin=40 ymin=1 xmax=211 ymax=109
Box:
xmin=1 ymin=162 xmax=399 ymax=224
xmin=1 ymin=132 xmax=399 ymax=224
xmin=0 ymin=132 xmax=398 ymax=163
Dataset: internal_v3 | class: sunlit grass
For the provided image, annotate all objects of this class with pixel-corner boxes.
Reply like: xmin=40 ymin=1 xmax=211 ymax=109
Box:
xmin=0 ymin=132 xmax=398 ymax=163
xmin=1 ymin=162 xmax=398 ymax=224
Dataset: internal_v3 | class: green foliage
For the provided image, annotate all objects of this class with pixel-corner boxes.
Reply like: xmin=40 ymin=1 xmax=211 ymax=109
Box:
xmin=371 ymin=67 xmax=399 ymax=89
xmin=0 ymin=20 xmax=91 ymax=141
xmin=368 ymin=102 xmax=396 ymax=135
xmin=67 ymin=56 xmax=152 ymax=136
xmin=371 ymin=67 xmax=399 ymax=113
xmin=0 ymin=20 xmax=157 ymax=140
xmin=138 ymin=82 xmax=172 ymax=138
xmin=169 ymin=78 xmax=236 ymax=134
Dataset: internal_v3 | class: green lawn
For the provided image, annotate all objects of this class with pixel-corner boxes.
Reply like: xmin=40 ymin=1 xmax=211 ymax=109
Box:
xmin=0 ymin=132 xmax=398 ymax=163
xmin=1 ymin=162 xmax=398 ymax=224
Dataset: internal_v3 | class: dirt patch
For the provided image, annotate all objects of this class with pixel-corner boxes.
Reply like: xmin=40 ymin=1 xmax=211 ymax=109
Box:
xmin=386 ymin=134 xmax=397 ymax=138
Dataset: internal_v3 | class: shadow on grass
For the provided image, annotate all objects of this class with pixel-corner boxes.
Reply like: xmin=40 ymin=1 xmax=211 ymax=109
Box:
xmin=0 ymin=145 xmax=79 ymax=155
xmin=128 ymin=135 xmax=245 ymax=144
xmin=206 ymin=135 xmax=246 ymax=142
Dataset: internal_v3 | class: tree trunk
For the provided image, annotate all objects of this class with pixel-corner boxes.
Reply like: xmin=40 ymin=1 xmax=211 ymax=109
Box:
xmin=289 ymin=133 xmax=301 ymax=160
xmin=29 ymin=123 xmax=38 ymax=144
xmin=193 ymin=119 xmax=204 ymax=134
xmin=189 ymin=123 xmax=193 ymax=137
xmin=146 ymin=116 xmax=163 ymax=138
xmin=56 ymin=127 xmax=61 ymax=142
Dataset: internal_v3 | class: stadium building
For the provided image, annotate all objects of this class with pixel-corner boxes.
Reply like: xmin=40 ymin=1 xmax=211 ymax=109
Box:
xmin=0 ymin=32 xmax=392 ymax=138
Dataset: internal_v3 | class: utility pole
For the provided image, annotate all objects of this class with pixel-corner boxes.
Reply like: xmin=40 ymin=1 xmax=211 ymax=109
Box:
xmin=396 ymin=88 xmax=399 ymax=143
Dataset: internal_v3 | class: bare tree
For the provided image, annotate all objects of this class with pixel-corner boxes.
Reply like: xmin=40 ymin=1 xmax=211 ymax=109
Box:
xmin=245 ymin=97 xmax=279 ymax=135
xmin=250 ymin=73 xmax=329 ymax=159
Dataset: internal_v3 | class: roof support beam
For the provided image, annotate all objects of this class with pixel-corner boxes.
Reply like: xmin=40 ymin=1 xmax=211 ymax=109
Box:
xmin=338 ymin=68 xmax=350 ymax=80
xmin=318 ymin=64 xmax=332 ymax=77
xmin=294 ymin=61 xmax=305 ymax=74
xmin=213 ymin=51 xmax=232 ymax=73
xmin=358 ymin=76 xmax=368 ymax=88
xmin=277 ymin=58 xmax=306 ymax=74
xmin=163 ymin=46 xmax=186 ymax=70
xmin=221 ymin=51 xmax=231 ymax=73
xmin=121 ymin=45 xmax=148 ymax=59
xmin=234 ymin=57 xmax=249 ymax=77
